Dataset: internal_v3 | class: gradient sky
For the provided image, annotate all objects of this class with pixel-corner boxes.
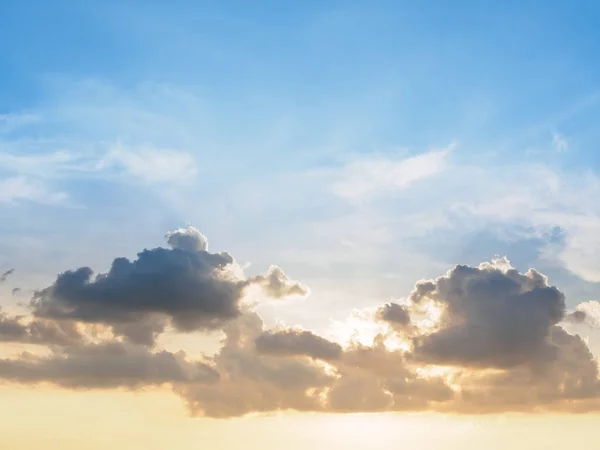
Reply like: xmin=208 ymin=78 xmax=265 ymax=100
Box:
xmin=2 ymin=1 xmax=600 ymax=449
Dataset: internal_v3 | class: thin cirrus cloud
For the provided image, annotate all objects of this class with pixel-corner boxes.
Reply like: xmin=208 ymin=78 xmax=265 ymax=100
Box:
xmin=0 ymin=146 xmax=197 ymax=204
xmin=0 ymin=176 xmax=69 ymax=205
xmin=552 ymin=132 xmax=569 ymax=153
xmin=331 ymin=143 xmax=455 ymax=202
xmin=96 ymin=145 xmax=197 ymax=185
xmin=0 ymin=227 xmax=599 ymax=417
xmin=0 ymin=113 xmax=41 ymax=134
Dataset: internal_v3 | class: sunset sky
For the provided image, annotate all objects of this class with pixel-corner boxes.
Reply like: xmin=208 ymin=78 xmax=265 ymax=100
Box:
xmin=2 ymin=1 xmax=600 ymax=449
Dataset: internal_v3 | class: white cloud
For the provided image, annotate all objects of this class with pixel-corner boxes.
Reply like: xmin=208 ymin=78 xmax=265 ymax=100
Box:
xmin=0 ymin=176 xmax=68 ymax=205
xmin=332 ymin=143 xmax=454 ymax=202
xmin=0 ymin=151 xmax=89 ymax=178
xmin=97 ymin=145 xmax=197 ymax=184
xmin=552 ymin=132 xmax=569 ymax=152
xmin=0 ymin=145 xmax=197 ymax=207
xmin=427 ymin=164 xmax=600 ymax=283
xmin=0 ymin=113 xmax=41 ymax=134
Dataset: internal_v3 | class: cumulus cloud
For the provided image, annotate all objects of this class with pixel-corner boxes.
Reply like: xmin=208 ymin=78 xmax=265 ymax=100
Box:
xmin=0 ymin=308 xmax=84 ymax=346
xmin=255 ymin=329 xmax=342 ymax=360
xmin=165 ymin=226 xmax=208 ymax=252
xmin=31 ymin=248 xmax=242 ymax=334
xmin=250 ymin=265 xmax=309 ymax=299
xmin=565 ymin=301 xmax=600 ymax=328
xmin=177 ymin=313 xmax=335 ymax=417
xmin=31 ymin=228 xmax=307 ymax=344
xmin=1 ymin=234 xmax=600 ymax=416
xmin=410 ymin=258 xmax=566 ymax=369
xmin=376 ymin=302 xmax=412 ymax=330
xmin=454 ymin=326 xmax=599 ymax=413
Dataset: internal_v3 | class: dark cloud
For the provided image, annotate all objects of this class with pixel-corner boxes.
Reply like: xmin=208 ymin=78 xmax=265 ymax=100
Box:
xmin=411 ymin=260 xmax=566 ymax=368
xmin=30 ymin=228 xmax=307 ymax=344
xmin=27 ymin=320 xmax=86 ymax=347
xmin=177 ymin=313 xmax=334 ymax=417
xmin=0 ymin=342 xmax=219 ymax=389
xmin=0 ymin=309 xmax=28 ymax=341
xmin=329 ymin=341 xmax=452 ymax=412
xmin=376 ymin=303 xmax=411 ymax=329
xmin=564 ymin=302 xmax=600 ymax=328
xmin=11 ymin=287 xmax=21 ymax=296
xmin=177 ymin=315 xmax=455 ymax=417
xmin=0 ymin=308 xmax=84 ymax=346
xmin=565 ymin=310 xmax=587 ymax=324
xmin=32 ymin=247 xmax=241 ymax=332
xmin=453 ymin=326 xmax=600 ymax=413
xmin=255 ymin=329 xmax=342 ymax=360
xmin=111 ymin=315 xmax=168 ymax=346
xmin=2 ymin=246 xmax=600 ymax=416
xmin=0 ymin=268 xmax=14 ymax=283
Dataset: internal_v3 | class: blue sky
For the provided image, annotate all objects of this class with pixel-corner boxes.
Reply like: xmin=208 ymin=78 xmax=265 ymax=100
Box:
xmin=3 ymin=0 xmax=600 ymax=331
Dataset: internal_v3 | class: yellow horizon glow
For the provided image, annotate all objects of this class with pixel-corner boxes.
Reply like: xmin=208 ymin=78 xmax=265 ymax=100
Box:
xmin=0 ymin=383 xmax=599 ymax=450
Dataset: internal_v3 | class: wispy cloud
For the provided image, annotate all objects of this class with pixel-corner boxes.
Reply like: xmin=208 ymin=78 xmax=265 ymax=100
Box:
xmin=552 ymin=132 xmax=569 ymax=153
xmin=97 ymin=144 xmax=197 ymax=185
xmin=331 ymin=143 xmax=455 ymax=202
xmin=0 ymin=113 xmax=41 ymax=134
xmin=0 ymin=79 xmax=203 ymax=207
xmin=0 ymin=145 xmax=197 ymax=206
xmin=0 ymin=176 xmax=68 ymax=205
xmin=0 ymin=151 xmax=92 ymax=178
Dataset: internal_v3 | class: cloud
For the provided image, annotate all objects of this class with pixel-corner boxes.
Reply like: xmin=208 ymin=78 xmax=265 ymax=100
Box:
xmin=437 ymin=164 xmax=600 ymax=283
xmin=565 ymin=301 xmax=600 ymax=328
xmin=552 ymin=132 xmax=569 ymax=152
xmin=0 ymin=144 xmax=196 ymax=208
xmin=31 ymin=228 xmax=307 ymax=344
xmin=255 ymin=329 xmax=342 ymax=360
xmin=0 ymin=308 xmax=84 ymax=347
xmin=327 ymin=342 xmax=452 ymax=412
xmin=176 ymin=261 xmax=600 ymax=417
xmin=0 ymin=176 xmax=68 ymax=205
xmin=410 ymin=258 xmax=566 ymax=369
xmin=0 ymin=147 xmax=196 ymax=185
xmin=97 ymin=145 xmax=197 ymax=185
xmin=176 ymin=313 xmax=335 ymax=418
xmin=165 ymin=226 xmax=208 ymax=252
xmin=0 ymin=151 xmax=83 ymax=178
xmin=376 ymin=302 xmax=412 ymax=330
xmin=452 ymin=325 xmax=599 ymax=413
xmin=0 ymin=268 xmax=14 ymax=283
xmin=250 ymin=265 xmax=310 ymax=299
xmin=1 ymin=228 xmax=600 ymax=416
xmin=0 ymin=342 xmax=219 ymax=389
xmin=0 ymin=113 xmax=40 ymax=134
xmin=0 ymin=309 xmax=28 ymax=341
xmin=332 ymin=144 xmax=454 ymax=202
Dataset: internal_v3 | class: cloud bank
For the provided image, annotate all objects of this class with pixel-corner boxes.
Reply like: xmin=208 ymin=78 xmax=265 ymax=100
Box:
xmin=0 ymin=229 xmax=599 ymax=417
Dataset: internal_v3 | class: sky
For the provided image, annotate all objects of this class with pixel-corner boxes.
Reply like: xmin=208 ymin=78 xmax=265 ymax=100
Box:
xmin=2 ymin=1 xmax=600 ymax=449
